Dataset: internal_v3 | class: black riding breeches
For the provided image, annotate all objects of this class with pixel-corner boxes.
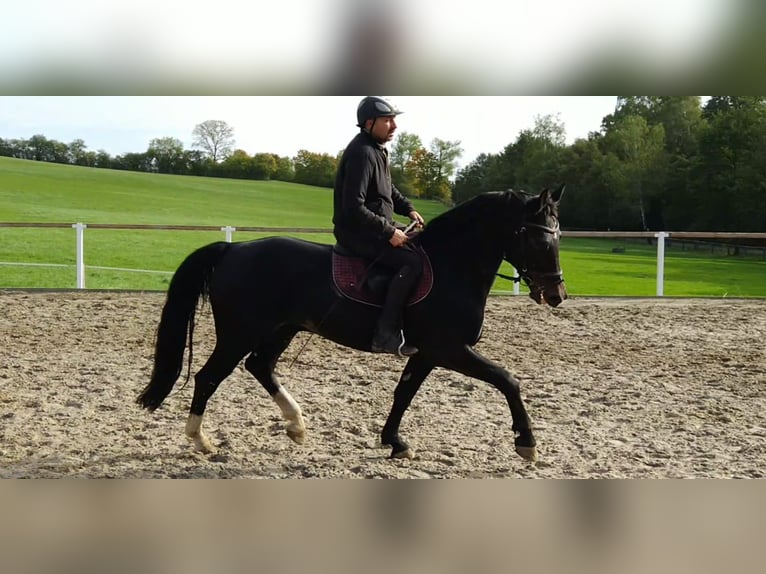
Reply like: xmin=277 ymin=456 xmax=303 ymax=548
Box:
xmin=372 ymin=244 xmax=423 ymax=332
xmin=374 ymin=243 xmax=424 ymax=281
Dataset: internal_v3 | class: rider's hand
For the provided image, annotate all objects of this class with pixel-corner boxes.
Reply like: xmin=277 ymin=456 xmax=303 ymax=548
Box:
xmin=389 ymin=229 xmax=409 ymax=248
xmin=409 ymin=211 xmax=425 ymax=228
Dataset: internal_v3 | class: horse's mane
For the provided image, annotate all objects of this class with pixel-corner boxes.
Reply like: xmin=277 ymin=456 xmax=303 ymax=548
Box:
xmin=421 ymin=190 xmax=531 ymax=241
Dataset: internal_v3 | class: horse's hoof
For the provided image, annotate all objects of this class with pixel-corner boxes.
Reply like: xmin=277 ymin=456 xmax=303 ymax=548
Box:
xmin=193 ymin=439 xmax=217 ymax=455
xmin=391 ymin=448 xmax=415 ymax=460
xmin=287 ymin=429 xmax=306 ymax=445
xmin=515 ymin=445 xmax=538 ymax=463
xmin=187 ymin=433 xmax=217 ymax=455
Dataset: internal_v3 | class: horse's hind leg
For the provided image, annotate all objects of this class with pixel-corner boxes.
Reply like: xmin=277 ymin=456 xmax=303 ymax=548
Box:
xmin=186 ymin=342 xmax=248 ymax=454
xmin=244 ymin=328 xmax=306 ymax=445
xmin=381 ymin=356 xmax=434 ymax=460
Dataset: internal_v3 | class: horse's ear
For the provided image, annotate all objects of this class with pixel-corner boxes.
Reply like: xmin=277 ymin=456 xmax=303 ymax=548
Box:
xmin=551 ymin=184 xmax=565 ymax=204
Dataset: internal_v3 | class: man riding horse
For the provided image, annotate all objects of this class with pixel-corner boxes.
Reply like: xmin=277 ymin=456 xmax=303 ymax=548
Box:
xmin=332 ymin=96 xmax=425 ymax=357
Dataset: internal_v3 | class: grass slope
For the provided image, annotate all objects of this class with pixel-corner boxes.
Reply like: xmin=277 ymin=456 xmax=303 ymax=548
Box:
xmin=1 ymin=157 xmax=764 ymax=296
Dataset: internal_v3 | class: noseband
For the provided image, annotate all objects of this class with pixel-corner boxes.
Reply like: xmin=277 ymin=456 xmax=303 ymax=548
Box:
xmin=497 ymin=220 xmax=564 ymax=287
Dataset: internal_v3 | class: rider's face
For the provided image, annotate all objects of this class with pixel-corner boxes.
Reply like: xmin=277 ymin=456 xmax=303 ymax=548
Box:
xmin=367 ymin=115 xmax=397 ymax=143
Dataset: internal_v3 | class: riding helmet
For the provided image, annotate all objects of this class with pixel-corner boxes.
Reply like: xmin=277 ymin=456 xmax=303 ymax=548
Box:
xmin=356 ymin=96 xmax=403 ymax=128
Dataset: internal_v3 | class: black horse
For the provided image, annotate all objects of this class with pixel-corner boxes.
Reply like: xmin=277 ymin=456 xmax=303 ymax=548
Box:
xmin=138 ymin=185 xmax=567 ymax=462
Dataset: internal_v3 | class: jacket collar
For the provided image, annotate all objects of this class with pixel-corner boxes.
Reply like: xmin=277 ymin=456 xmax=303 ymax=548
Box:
xmin=359 ymin=129 xmax=388 ymax=151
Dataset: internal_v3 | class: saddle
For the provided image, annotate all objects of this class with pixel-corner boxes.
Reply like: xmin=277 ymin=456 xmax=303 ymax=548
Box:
xmin=332 ymin=244 xmax=434 ymax=308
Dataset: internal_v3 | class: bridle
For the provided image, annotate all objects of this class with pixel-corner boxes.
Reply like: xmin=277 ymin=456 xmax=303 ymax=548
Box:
xmin=497 ymin=219 xmax=564 ymax=288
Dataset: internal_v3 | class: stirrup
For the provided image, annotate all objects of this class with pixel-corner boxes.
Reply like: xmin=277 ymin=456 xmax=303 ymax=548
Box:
xmin=372 ymin=330 xmax=419 ymax=357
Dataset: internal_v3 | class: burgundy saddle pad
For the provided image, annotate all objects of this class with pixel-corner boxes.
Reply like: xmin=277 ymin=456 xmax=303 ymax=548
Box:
xmin=332 ymin=247 xmax=433 ymax=307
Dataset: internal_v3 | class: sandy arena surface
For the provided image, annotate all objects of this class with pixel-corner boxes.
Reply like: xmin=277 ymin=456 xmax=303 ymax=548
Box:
xmin=1 ymin=291 xmax=764 ymax=478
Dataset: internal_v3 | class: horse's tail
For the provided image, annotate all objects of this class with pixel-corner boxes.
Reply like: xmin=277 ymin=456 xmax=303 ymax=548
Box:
xmin=137 ymin=242 xmax=231 ymax=412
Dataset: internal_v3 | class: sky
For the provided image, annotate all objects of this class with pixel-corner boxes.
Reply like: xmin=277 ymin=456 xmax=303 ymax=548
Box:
xmin=0 ymin=1 xmax=757 ymax=164
xmin=0 ymin=1 xmax=751 ymax=93
xmin=0 ymin=96 xmax=620 ymax=170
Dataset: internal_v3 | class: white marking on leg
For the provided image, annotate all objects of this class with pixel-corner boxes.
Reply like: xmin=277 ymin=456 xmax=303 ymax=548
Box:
xmin=274 ymin=387 xmax=306 ymax=445
xmin=185 ymin=414 xmax=216 ymax=454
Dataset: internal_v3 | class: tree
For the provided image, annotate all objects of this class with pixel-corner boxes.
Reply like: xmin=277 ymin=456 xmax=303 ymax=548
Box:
xmin=598 ymin=97 xmax=709 ymax=230
xmin=453 ymin=154 xmax=498 ymax=204
xmin=251 ymin=153 xmax=278 ymax=180
xmin=147 ymin=137 xmax=186 ymax=174
xmin=192 ymin=120 xmax=235 ymax=163
xmin=0 ymin=138 xmax=13 ymax=157
xmin=95 ymin=150 xmax=113 ymax=169
xmin=220 ymin=149 xmax=253 ymax=179
xmin=271 ymin=155 xmax=295 ymax=182
xmin=390 ymin=132 xmax=423 ymax=172
xmin=409 ymin=149 xmax=437 ymax=199
xmin=27 ymin=134 xmax=68 ymax=163
xmin=651 ymin=97 xmax=704 ymax=157
xmin=648 ymin=98 xmax=704 ymax=230
xmin=113 ymin=152 xmax=151 ymax=172
xmin=692 ymin=97 xmax=766 ymax=231
xmin=531 ymin=113 xmax=566 ymax=147
xmin=479 ymin=114 xmax=568 ymax=198
xmin=430 ymin=138 xmax=463 ymax=183
xmin=512 ymin=114 xmax=568 ymax=192
xmin=605 ymin=96 xmax=703 ymax=155
xmin=293 ymin=150 xmax=337 ymax=188
xmin=602 ymin=115 xmax=665 ymax=230
xmin=556 ymin=135 xmax=612 ymax=230
xmin=407 ymin=148 xmax=447 ymax=202
xmin=602 ymin=97 xmax=652 ymax=131
xmin=184 ymin=150 xmax=210 ymax=176
xmin=390 ymin=132 xmax=424 ymax=197
xmin=68 ymin=139 xmax=89 ymax=165
xmin=702 ymin=96 xmax=766 ymax=121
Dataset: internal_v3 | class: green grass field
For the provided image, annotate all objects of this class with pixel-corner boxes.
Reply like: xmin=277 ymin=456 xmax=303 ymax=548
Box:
xmin=2 ymin=156 xmax=765 ymax=297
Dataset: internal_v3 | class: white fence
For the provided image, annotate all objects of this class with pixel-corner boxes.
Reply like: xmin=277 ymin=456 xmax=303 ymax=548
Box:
xmin=1 ymin=223 xmax=765 ymax=296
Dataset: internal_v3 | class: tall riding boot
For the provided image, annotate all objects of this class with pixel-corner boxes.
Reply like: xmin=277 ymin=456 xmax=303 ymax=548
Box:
xmin=372 ymin=267 xmax=419 ymax=357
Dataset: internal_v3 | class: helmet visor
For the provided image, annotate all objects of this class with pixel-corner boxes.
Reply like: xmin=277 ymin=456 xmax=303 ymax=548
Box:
xmin=374 ymin=100 xmax=401 ymax=116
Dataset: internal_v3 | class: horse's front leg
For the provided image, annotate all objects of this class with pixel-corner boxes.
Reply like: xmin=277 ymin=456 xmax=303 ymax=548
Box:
xmin=443 ymin=345 xmax=537 ymax=462
xmin=381 ymin=356 xmax=434 ymax=460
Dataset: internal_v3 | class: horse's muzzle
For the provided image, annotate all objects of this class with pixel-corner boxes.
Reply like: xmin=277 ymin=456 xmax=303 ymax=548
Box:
xmin=543 ymin=284 xmax=567 ymax=308
xmin=529 ymin=278 xmax=568 ymax=308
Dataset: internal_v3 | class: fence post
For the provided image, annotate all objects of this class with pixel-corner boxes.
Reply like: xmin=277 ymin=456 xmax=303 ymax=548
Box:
xmin=72 ymin=223 xmax=87 ymax=289
xmin=655 ymin=232 xmax=668 ymax=297
xmin=222 ymin=226 xmax=236 ymax=243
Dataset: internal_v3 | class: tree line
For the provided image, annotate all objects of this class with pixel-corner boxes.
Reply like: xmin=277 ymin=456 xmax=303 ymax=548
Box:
xmin=3 ymin=97 xmax=765 ymax=231
xmin=0 ymin=119 xmax=463 ymax=203
xmin=454 ymin=96 xmax=766 ymax=232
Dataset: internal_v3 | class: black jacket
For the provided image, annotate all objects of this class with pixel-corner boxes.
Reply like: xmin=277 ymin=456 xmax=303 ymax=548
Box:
xmin=333 ymin=131 xmax=414 ymax=253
